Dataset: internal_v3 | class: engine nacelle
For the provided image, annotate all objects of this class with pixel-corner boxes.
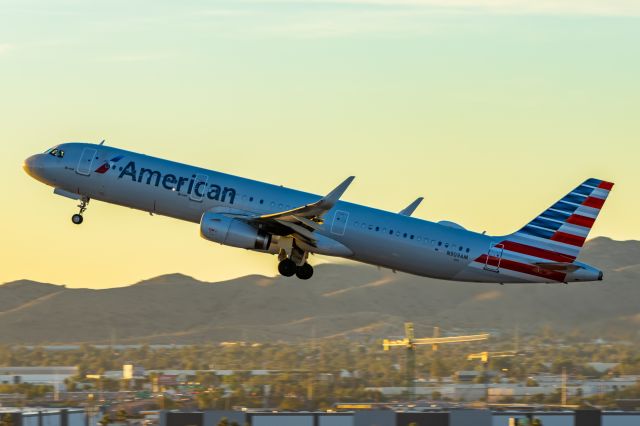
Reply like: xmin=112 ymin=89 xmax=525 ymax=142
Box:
xmin=200 ymin=212 xmax=271 ymax=250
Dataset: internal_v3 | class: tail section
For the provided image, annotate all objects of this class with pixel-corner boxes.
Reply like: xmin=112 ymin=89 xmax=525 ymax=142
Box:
xmin=505 ymin=178 xmax=614 ymax=262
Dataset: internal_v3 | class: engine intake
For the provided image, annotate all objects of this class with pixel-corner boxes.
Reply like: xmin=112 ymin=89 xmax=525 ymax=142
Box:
xmin=200 ymin=212 xmax=271 ymax=250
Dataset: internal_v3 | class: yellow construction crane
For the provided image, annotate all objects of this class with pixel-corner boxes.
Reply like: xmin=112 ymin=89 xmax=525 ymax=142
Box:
xmin=467 ymin=351 xmax=517 ymax=364
xmin=383 ymin=323 xmax=490 ymax=401
xmin=467 ymin=350 xmax=517 ymax=404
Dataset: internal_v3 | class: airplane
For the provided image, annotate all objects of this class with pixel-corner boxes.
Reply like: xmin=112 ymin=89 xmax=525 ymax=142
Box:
xmin=23 ymin=142 xmax=613 ymax=283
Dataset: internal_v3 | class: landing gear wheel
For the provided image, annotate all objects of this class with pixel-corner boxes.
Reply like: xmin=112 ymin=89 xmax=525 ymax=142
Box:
xmin=296 ymin=263 xmax=314 ymax=280
xmin=278 ymin=259 xmax=297 ymax=277
xmin=71 ymin=214 xmax=84 ymax=225
xmin=72 ymin=198 xmax=89 ymax=225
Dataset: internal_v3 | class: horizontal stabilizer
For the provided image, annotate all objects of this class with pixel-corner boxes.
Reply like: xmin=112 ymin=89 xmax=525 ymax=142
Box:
xmin=534 ymin=262 xmax=582 ymax=272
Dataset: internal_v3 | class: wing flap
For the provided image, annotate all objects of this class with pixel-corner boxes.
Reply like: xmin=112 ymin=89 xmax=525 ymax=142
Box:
xmin=275 ymin=219 xmax=316 ymax=242
xmin=210 ymin=177 xmax=355 ymax=251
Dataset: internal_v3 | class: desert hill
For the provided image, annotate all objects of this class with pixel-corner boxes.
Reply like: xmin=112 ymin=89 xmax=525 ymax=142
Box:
xmin=1 ymin=237 xmax=638 ymax=344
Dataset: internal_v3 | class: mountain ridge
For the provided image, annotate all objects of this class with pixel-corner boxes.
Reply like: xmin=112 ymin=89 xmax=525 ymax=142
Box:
xmin=1 ymin=237 xmax=638 ymax=344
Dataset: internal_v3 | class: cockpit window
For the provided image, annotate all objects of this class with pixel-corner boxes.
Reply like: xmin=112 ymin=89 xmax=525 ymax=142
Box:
xmin=47 ymin=148 xmax=64 ymax=158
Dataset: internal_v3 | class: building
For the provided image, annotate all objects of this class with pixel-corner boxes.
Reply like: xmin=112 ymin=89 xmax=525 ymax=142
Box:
xmin=0 ymin=367 xmax=78 ymax=390
xmin=366 ymin=384 xmax=491 ymax=402
xmin=0 ymin=408 xmax=93 ymax=426
xmin=123 ymin=364 xmax=146 ymax=381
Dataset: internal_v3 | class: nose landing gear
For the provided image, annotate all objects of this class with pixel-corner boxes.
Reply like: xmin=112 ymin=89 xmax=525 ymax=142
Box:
xmin=71 ymin=198 xmax=89 ymax=225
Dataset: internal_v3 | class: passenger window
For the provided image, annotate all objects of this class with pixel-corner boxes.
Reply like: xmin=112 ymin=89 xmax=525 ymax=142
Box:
xmin=389 ymin=229 xmax=394 ymax=235
xmin=410 ymin=235 xmax=414 ymax=240
xmin=438 ymin=241 xmax=442 ymax=246
xmin=466 ymin=248 xmax=470 ymax=253
xmin=403 ymin=233 xmax=407 ymax=238
xmin=375 ymin=226 xmax=380 ymax=232
xmin=250 ymin=197 xmax=254 ymax=202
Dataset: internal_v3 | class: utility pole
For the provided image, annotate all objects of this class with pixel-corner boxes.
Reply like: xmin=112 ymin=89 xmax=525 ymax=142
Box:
xmin=561 ymin=367 xmax=568 ymax=406
xmin=307 ymin=324 xmax=317 ymax=407
xmin=53 ymin=374 xmax=60 ymax=401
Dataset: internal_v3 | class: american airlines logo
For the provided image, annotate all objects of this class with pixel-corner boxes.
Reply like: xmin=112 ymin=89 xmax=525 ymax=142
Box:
xmin=115 ymin=160 xmax=236 ymax=204
xmin=95 ymin=155 xmax=125 ymax=173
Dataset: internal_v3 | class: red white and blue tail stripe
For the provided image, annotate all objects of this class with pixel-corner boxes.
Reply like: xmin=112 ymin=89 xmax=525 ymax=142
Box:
xmin=471 ymin=178 xmax=613 ymax=283
xmin=508 ymin=178 xmax=613 ymax=260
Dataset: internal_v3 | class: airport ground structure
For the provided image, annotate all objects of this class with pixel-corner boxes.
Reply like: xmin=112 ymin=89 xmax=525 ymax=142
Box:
xmin=367 ymin=373 xmax=640 ymax=402
xmin=160 ymin=408 xmax=637 ymax=426
xmin=3 ymin=408 xmax=639 ymax=426
xmin=4 ymin=363 xmax=639 ymax=406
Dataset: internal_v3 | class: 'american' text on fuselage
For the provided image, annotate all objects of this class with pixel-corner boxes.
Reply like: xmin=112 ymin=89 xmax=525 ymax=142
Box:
xmin=117 ymin=161 xmax=236 ymax=203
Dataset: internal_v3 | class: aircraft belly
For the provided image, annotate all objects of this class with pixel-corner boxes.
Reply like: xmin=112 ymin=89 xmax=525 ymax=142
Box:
xmin=154 ymin=190 xmax=207 ymax=222
xmin=101 ymin=177 xmax=155 ymax=212
xmin=343 ymin=233 xmax=468 ymax=280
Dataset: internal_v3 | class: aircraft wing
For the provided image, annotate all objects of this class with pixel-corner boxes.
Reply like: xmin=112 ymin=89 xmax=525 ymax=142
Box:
xmin=223 ymin=176 xmax=355 ymax=244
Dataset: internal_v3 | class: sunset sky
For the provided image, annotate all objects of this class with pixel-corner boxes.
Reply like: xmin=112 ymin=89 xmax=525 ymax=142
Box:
xmin=1 ymin=0 xmax=639 ymax=288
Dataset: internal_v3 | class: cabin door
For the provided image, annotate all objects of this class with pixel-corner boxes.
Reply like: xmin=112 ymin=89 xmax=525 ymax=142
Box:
xmin=76 ymin=148 xmax=97 ymax=176
xmin=484 ymin=243 xmax=504 ymax=272
xmin=331 ymin=210 xmax=349 ymax=236
xmin=189 ymin=174 xmax=209 ymax=202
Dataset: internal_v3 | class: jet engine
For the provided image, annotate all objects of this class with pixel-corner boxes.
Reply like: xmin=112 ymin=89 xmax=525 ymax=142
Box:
xmin=200 ymin=212 xmax=271 ymax=250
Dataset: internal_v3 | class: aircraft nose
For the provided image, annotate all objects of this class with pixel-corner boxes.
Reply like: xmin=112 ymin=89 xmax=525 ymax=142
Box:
xmin=23 ymin=154 xmax=43 ymax=178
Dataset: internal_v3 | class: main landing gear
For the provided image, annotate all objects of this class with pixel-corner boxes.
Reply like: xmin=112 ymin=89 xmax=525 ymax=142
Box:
xmin=278 ymin=246 xmax=314 ymax=280
xmin=71 ymin=198 xmax=89 ymax=225
xmin=278 ymin=259 xmax=314 ymax=280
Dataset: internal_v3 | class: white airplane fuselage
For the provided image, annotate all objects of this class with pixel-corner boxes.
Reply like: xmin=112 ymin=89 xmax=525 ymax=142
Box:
xmin=24 ymin=143 xmax=608 ymax=284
